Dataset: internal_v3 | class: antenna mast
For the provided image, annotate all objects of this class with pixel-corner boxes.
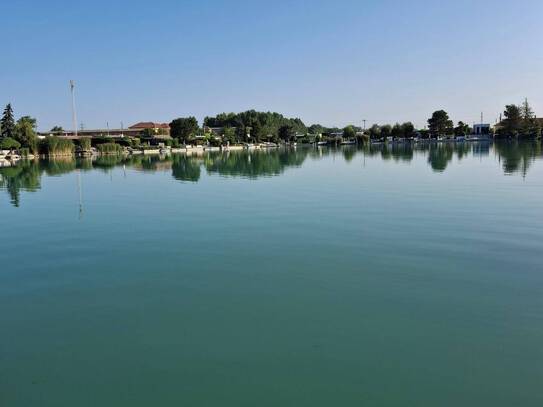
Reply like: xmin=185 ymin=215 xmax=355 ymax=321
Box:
xmin=70 ymin=80 xmax=78 ymax=138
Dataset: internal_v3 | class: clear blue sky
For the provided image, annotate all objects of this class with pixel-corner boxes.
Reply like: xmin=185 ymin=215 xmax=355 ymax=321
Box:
xmin=2 ymin=0 xmax=542 ymax=131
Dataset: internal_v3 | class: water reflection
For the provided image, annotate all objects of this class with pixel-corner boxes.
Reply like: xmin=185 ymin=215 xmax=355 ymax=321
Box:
xmin=1 ymin=141 xmax=541 ymax=207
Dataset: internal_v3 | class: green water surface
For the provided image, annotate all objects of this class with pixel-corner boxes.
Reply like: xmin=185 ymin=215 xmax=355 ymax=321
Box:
xmin=1 ymin=141 xmax=542 ymax=406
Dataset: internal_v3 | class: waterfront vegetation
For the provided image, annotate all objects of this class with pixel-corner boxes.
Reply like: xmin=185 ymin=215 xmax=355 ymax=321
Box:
xmin=1 ymin=101 xmax=541 ymax=161
xmin=96 ymin=142 xmax=123 ymax=154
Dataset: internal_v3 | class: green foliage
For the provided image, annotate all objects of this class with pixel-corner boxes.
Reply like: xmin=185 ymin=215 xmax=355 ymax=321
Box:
xmin=204 ymin=110 xmax=306 ymax=142
xmin=380 ymin=124 xmax=392 ymax=139
xmin=279 ymin=124 xmax=295 ymax=142
xmin=170 ymin=117 xmax=199 ymax=144
xmin=454 ymin=121 xmax=470 ymax=137
xmin=50 ymin=126 xmax=64 ymax=135
xmin=40 ymin=136 xmax=75 ymax=155
xmin=519 ymin=99 xmax=540 ymax=138
xmin=1 ymin=137 xmax=21 ymax=150
xmin=428 ymin=110 xmax=453 ymax=137
xmin=401 ymin=122 xmax=415 ymax=138
xmin=1 ymin=103 xmax=15 ymax=140
xmin=308 ymin=124 xmax=325 ymax=135
xmin=15 ymin=116 xmax=38 ymax=154
xmin=391 ymin=123 xmax=403 ymax=139
xmin=222 ymin=126 xmax=236 ymax=145
xmin=96 ymin=142 xmax=123 ymax=154
xmin=79 ymin=137 xmax=92 ymax=151
xmin=368 ymin=124 xmax=381 ymax=139
xmin=343 ymin=125 xmax=356 ymax=139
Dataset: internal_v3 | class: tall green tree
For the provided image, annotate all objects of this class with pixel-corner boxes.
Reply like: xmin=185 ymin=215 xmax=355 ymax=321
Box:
xmin=368 ymin=124 xmax=381 ymax=140
xmin=380 ymin=124 xmax=392 ymax=139
xmin=278 ymin=124 xmax=294 ymax=142
xmin=501 ymin=104 xmax=522 ymax=137
xmin=343 ymin=125 xmax=356 ymax=140
xmin=454 ymin=121 xmax=470 ymax=137
xmin=400 ymin=122 xmax=415 ymax=138
xmin=1 ymin=103 xmax=15 ymax=140
xmin=428 ymin=110 xmax=453 ymax=137
xmin=519 ymin=99 xmax=540 ymax=138
xmin=169 ymin=117 xmax=199 ymax=144
xmin=15 ymin=116 xmax=38 ymax=153
xmin=391 ymin=123 xmax=403 ymax=139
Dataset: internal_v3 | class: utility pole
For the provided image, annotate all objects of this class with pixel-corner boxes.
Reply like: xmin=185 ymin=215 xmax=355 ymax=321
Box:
xmin=70 ymin=80 xmax=78 ymax=138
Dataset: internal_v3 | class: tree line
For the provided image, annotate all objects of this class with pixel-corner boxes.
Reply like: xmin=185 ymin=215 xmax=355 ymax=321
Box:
xmin=2 ymin=99 xmax=540 ymax=155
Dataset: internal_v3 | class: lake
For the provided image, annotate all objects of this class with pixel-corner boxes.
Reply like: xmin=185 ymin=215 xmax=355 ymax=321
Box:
xmin=1 ymin=141 xmax=543 ymax=406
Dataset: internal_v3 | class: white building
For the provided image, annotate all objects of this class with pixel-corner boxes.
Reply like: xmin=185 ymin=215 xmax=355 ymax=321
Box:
xmin=473 ymin=124 xmax=491 ymax=135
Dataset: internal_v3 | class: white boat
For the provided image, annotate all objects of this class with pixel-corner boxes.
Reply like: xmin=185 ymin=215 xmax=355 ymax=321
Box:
xmin=317 ymin=141 xmax=328 ymax=145
xmin=341 ymin=140 xmax=356 ymax=145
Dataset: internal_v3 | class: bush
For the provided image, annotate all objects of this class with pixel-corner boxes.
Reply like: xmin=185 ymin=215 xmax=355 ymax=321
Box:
xmin=39 ymin=136 xmax=75 ymax=155
xmin=0 ymin=137 xmax=21 ymax=150
xmin=96 ymin=142 xmax=123 ymax=154
xmin=79 ymin=138 xmax=91 ymax=151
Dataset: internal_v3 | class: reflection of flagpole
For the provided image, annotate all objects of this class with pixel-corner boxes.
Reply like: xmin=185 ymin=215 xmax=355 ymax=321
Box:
xmin=77 ymin=169 xmax=83 ymax=220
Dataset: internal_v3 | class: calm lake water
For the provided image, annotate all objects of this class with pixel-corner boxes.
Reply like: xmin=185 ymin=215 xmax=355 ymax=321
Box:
xmin=1 ymin=141 xmax=543 ymax=406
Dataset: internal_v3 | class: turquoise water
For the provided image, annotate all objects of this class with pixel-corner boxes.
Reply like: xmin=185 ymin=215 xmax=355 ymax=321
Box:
xmin=1 ymin=142 xmax=543 ymax=406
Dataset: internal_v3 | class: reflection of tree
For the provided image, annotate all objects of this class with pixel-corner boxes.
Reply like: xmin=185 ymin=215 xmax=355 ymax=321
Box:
xmin=171 ymin=154 xmax=201 ymax=182
xmin=204 ymin=149 xmax=308 ymax=178
xmin=0 ymin=160 xmax=41 ymax=207
xmin=495 ymin=140 xmax=542 ymax=177
xmin=40 ymin=157 xmax=77 ymax=176
xmin=428 ymin=144 xmax=454 ymax=172
xmin=3 ymin=142 xmax=543 ymax=206
xmin=342 ymin=147 xmax=357 ymax=162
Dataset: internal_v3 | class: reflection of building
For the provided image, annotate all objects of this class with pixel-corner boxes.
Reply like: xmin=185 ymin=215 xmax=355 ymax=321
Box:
xmin=473 ymin=124 xmax=490 ymax=135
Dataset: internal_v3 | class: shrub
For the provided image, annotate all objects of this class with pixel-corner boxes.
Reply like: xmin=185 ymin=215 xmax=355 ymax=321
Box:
xmin=39 ymin=136 xmax=75 ymax=155
xmin=97 ymin=142 xmax=123 ymax=154
xmin=0 ymin=137 xmax=21 ymax=150
xmin=79 ymin=138 xmax=91 ymax=151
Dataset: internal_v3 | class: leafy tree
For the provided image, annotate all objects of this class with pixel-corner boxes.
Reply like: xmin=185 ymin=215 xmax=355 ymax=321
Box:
xmin=343 ymin=125 xmax=356 ymax=140
xmin=368 ymin=124 xmax=381 ymax=140
xmin=170 ymin=117 xmax=199 ymax=144
xmin=520 ymin=99 xmax=540 ymax=138
xmin=500 ymin=104 xmax=522 ymax=137
xmin=454 ymin=121 xmax=470 ymax=137
xmin=1 ymin=103 xmax=15 ymax=140
xmin=380 ymin=124 xmax=392 ymax=139
xmin=308 ymin=124 xmax=325 ymax=135
xmin=15 ymin=116 xmax=38 ymax=154
xmin=279 ymin=124 xmax=294 ymax=142
xmin=222 ymin=126 xmax=236 ymax=145
xmin=391 ymin=123 xmax=403 ymax=139
xmin=204 ymin=110 xmax=306 ymax=143
xmin=401 ymin=122 xmax=415 ymax=138
xmin=428 ymin=110 xmax=453 ymax=137
xmin=50 ymin=126 xmax=64 ymax=135
xmin=0 ymin=137 xmax=21 ymax=150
